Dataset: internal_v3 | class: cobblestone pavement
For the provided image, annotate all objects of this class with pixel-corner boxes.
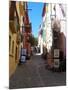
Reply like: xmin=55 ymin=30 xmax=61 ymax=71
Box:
xmin=9 ymin=54 xmax=66 ymax=89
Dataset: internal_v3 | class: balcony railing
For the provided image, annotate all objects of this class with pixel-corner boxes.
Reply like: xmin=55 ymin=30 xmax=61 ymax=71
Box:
xmin=9 ymin=18 xmax=19 ymax=33
xmin=24 ymin=23 xmax=32 ymax=32
xmin=9 ymin=20 xmax=16 ymax=33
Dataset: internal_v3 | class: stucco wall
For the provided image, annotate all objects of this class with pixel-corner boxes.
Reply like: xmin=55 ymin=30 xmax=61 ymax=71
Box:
xmin=9 ymin=30 xmax=19 ymax=77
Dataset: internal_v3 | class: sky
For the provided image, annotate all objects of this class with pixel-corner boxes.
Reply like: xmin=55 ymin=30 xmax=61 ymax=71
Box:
xmin=28 ymin=2 xmax=44 ymax=38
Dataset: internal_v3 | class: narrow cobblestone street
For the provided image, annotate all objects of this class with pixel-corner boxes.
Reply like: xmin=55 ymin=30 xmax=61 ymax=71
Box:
xmin=9 ymin=54 xmax=66 ymax=89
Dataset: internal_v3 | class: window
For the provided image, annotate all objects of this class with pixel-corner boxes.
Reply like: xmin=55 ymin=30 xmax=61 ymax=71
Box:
xmin=23 ymin=16 xmax=24 ymax=22
xmin=12 ymin=41 xmax=14 ymax=54
xmin=14 ymin=11 xmax=18 ymax=31
xmin=21 ymin=35 xmax=23 ymax=42
xmin=9 ymin=36 xmax=11 ymax=51
xmin=15 ymin=47 xmax=17 ymax=61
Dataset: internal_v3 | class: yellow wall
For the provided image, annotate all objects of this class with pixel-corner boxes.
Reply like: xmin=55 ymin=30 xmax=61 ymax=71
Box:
xmin=9 ymin=1 xmax=25 ymax=77
xmin=16 ymin=1 xmax=25 ymax=25
xmin=9 ymin=29 xmax=19 ymax=77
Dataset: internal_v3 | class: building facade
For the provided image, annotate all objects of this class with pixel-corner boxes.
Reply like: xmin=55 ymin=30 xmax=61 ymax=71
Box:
xmin=22 ymin=2 xmax=32 ymax=58
xmin=9 ymin=1 xmax=32 ymax=77
xmin=16 ymin=1 xmax=26 ymax=60
xmin=38 ymin=25 xmax=43 ymax=54
xmin=9 ymin=1 xmax=20 ymax=77
xmin=41 ymin=3 xmax=66 ymax=68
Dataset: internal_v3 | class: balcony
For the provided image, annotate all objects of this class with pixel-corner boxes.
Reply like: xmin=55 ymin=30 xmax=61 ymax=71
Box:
xmin=9 ymin=1 xmax=19 ymax=33
xmin=9 ymin=20 xmax=16 ymax=33
xmin=9 ymin=18 xmax=19 ymax=33
xmin=24 ymin=23 xmax=32 ymax=33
